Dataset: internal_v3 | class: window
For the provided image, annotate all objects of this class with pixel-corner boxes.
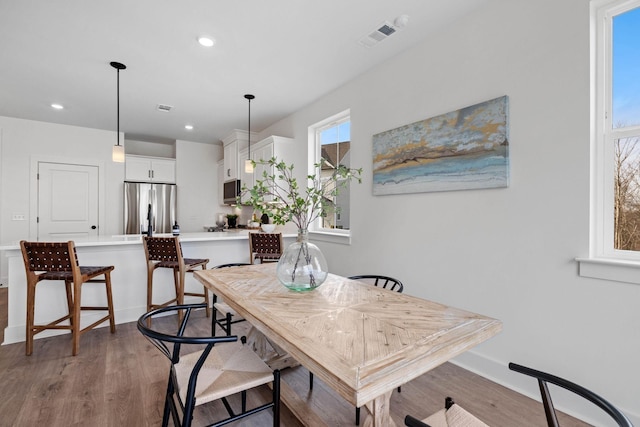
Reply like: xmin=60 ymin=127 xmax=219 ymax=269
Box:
xmin=581 ymin=0 xmax=640 ymax=283
xmin=309 ymin=110 xmax=352 ymax=238
xmin=592 ymin=0 xmax=640 ymax=260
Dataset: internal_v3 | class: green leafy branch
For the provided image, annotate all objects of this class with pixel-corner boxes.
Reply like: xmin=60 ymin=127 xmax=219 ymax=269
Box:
xmin=239 ymin=157 xmax=362 ymax=230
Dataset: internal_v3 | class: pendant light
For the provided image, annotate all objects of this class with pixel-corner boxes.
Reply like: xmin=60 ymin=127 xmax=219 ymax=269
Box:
xmin=110 ymin=61 xmax=127 ymax=162
xmin=244 ymin=94 xmax=255 ymax=174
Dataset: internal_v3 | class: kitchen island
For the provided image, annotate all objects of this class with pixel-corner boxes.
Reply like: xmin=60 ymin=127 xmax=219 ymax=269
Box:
xmin=0 ymin=230 xmax=295 ymax=345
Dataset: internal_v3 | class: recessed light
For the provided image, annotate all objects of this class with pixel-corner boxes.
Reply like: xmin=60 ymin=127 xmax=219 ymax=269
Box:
xmin=185 ymin=125 xmax=194 ymax=130
xmin=51 ymin=103 xmax=64 ymax=110
xmin=198 ymin=36 xmax=215 ymax=47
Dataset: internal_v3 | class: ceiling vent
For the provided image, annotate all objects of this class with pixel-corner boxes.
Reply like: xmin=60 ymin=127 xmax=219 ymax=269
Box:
xmin=156 ymin=104 xmax=173 ymax=112
xmin=358 ymin=15 xmax=409 ymax=48
xmin=358 ymin=21 xmax=398 ymax=48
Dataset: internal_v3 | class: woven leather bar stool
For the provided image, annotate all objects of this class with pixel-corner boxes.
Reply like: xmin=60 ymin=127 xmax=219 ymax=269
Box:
xmin=249 ymin=232 xmax=283 ymax=264
xmin=20 ymin=240 xmax=116 ymax=356
xmin=143 ymin=236 xmax=210 ymax=317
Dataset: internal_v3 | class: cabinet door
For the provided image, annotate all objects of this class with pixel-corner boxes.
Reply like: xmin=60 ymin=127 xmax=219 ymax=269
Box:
xmin=151 ymin=159 xmax=176 ymax=183
xmin=223 ymin=142 xmax=238 ymax=181
xmin=253 ymin=143 xmax=274 ymax=201
xmin=238 ymin=148 xmax=252 ymax=204
xmin=125 ymin=157 xmax=152 ymax=181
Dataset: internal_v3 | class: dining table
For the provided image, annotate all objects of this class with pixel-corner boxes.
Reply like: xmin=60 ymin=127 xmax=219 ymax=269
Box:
xmin=195 ymin=263 xmax=502 ymax=427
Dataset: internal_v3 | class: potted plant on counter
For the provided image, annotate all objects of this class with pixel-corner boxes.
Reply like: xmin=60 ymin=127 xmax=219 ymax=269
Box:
xmin=225 ymin=214 xmax=238 ymax=228
xmin=241 ymin=157 xmax=362 ymax=291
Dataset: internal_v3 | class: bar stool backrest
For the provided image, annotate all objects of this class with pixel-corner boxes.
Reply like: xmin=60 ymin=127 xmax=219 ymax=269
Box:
xmin=143 ymin=236 xmax=182 ymax=263
xmin=21 ymin=241 xmax=78 ymax=273
xmin=249 ymin=232 xmax=283 ymax=264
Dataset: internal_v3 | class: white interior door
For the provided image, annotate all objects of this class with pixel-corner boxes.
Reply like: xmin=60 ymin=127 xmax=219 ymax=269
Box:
xmin=38 ymin=162 xmax=99 ymax=239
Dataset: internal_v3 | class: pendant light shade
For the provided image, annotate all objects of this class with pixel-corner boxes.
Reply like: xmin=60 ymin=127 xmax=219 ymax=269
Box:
xmin=112 ymin=144 xmax=125 ymax=162
xmin=110 ymin=61 xmax=127 ymax=163
xmin=244 ymin=94 xmax=255 ymax=174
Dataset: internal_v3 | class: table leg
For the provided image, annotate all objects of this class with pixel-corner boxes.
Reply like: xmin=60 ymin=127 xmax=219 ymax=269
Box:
xmin=246 ymin=326 xmax=300 ymax=370
xmin=362 ymin=390 xmax=397 ymax=427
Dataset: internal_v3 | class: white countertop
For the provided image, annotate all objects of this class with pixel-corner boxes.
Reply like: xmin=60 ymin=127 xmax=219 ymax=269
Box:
xmin=0 ymin=230 xmax=295 ymax=251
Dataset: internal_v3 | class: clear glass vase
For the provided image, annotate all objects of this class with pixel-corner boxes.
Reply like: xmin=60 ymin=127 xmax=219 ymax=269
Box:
xmin=276 ymin=229 xmax=328 ymax=291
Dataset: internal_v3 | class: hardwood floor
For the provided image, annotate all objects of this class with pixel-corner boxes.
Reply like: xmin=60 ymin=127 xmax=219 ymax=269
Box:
xmin=0 ymin=306 xmax=591 ymax=427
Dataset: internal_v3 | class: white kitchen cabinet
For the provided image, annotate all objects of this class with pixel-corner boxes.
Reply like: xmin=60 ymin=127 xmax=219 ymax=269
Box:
xmin=222 ymin=130 xmax=256 ymax=183
xmin=125 ymin=155 xmax=176 ymax=183
xmin=238 ymin=147 xmax=251 ymax=204
xmin=223 ymin=141 xmax=238 ymax=182
xmin=242 ymin=136 xmax=293 ymax=203
xmin=217 ymin=160 xmax=225 ymax=206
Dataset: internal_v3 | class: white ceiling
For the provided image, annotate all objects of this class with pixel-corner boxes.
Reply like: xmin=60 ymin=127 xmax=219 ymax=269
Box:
xmin=0 ymin=0 xmax=488 ymax=144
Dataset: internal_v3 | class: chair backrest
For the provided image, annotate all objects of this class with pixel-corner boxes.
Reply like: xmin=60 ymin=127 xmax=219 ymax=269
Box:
xmin=20 ymin=240 xmax=79 ymax=273
xmin=249 ymin=233 xmax=283 ymax=263
xmin=138 ymin=303 xmax=237 ymax=362
xmin=213 ymin=263 xmax=251 ymax=269
xmin=143 ymin=236 xmax=183 ymax=263
xmin=348 ymin=274 xmax=404 ymax=293
xmin=509 ymin=363 xmax=633 ymax=427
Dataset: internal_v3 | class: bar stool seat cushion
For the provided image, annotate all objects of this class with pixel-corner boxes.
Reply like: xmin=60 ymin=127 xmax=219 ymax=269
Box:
xmin=39 ymin=265 xmax=114 ymax=281
xmin=155 ymin=258 xmax=209 ymax=269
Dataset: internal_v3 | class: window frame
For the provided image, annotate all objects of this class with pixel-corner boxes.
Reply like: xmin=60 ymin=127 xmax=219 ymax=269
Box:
xmin=308 ymin=109 xmax=352 ymax=244
xmin=579 ymin=0 xmax=640 ymax=283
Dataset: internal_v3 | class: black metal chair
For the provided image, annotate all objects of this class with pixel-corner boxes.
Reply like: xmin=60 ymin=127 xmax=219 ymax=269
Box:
xmin=210 ymin=263 xmax=251 ymax=336
xmin=404 ymin=365 xmax=634 ymax=427
xmin=405 ymin=397 xmax=489 ymax=427
xmin=509 ymin=362 xmax=633 ymax=427
xmin=137 ymin=303 xmax=280 ymax=427
xmin=309 ymin=273 xmax=404 ymax=425
xmin=348 ymin=274 xmax=404 ymax=292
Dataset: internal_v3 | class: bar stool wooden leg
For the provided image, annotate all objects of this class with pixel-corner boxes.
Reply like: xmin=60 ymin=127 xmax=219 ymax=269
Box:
xmin=177 ymin=268 xmax=185 ymax=307
xmin=25 ymin=280 xmax=36 ymax=356
xmin=198 ymin=265 xmax=210 ymax=317
xmin=72 ymin=278 xmax=82 ymax=356
xmin=105 ymin=271 xmax=116 ymax=333
xmin=173 ymin=268 xmax=181 ymax=305
xmin=65 ymin=280 xmax=74 ymax=326
xmin=147 ymin=265 xmax=154 ymax=313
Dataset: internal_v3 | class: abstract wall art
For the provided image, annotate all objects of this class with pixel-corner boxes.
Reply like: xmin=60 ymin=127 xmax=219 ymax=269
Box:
xmin=372 ymin=96 xmax=509 ymax=195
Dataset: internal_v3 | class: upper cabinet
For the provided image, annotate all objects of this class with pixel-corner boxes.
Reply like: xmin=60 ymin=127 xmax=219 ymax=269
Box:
xmin=240 ymin=135 xmax=294 ymax=203
xmin=125 ymin=155 xmax=176 ymax=183
xmin=223 ymin=141 xmax=238 ymax=181
xmin=222 ymin=130 xmax=255 ymax=182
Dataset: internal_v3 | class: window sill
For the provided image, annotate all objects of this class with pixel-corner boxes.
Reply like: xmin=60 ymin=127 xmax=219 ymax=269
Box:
xmin=309 ymin=230 xmax=351 ymax=245
xmin=576 ymin=257 xmax=640 ymax=285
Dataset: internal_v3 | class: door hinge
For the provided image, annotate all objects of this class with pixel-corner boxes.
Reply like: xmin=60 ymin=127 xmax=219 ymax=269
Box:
xmin=37 ymin=217 xmax=39 ymax=223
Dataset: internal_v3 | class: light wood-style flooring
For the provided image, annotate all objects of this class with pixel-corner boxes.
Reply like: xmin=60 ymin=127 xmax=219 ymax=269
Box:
xmin=0 ymin=292 xmax=590 ymax=426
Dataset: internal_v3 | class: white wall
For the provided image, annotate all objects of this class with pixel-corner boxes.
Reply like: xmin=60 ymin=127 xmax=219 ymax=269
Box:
xmin=0 ymin=116 xmax=125 ymax=241
xmin=261 ymin=0 xmax=639 ymax=424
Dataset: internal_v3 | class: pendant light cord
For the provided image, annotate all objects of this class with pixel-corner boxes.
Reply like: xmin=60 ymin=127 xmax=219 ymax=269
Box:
xmin=110 ymin=61 xmax=127 ymax=147
xmin=116 ymin=68 xmax=120 ymax=146
xmin=245 ymin=94 xmax=255 ymax=159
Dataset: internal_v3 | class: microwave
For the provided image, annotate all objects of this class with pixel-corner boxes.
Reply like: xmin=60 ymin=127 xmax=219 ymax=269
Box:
xmin=223 ymin=179 xmax=241 ymax=205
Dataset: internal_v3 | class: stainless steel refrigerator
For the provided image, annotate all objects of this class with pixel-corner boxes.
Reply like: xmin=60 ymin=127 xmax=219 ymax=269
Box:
xmin=124 ymin=182 xmax=177 ymax=234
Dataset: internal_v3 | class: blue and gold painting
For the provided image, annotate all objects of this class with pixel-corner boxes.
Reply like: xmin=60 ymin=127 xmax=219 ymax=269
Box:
xmin=372 ymin=96 xmax=509 ymax=195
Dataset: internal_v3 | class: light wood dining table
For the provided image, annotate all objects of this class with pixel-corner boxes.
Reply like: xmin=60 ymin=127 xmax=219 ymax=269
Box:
xmin=195 ymin=263 xmax=502 ymax=427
